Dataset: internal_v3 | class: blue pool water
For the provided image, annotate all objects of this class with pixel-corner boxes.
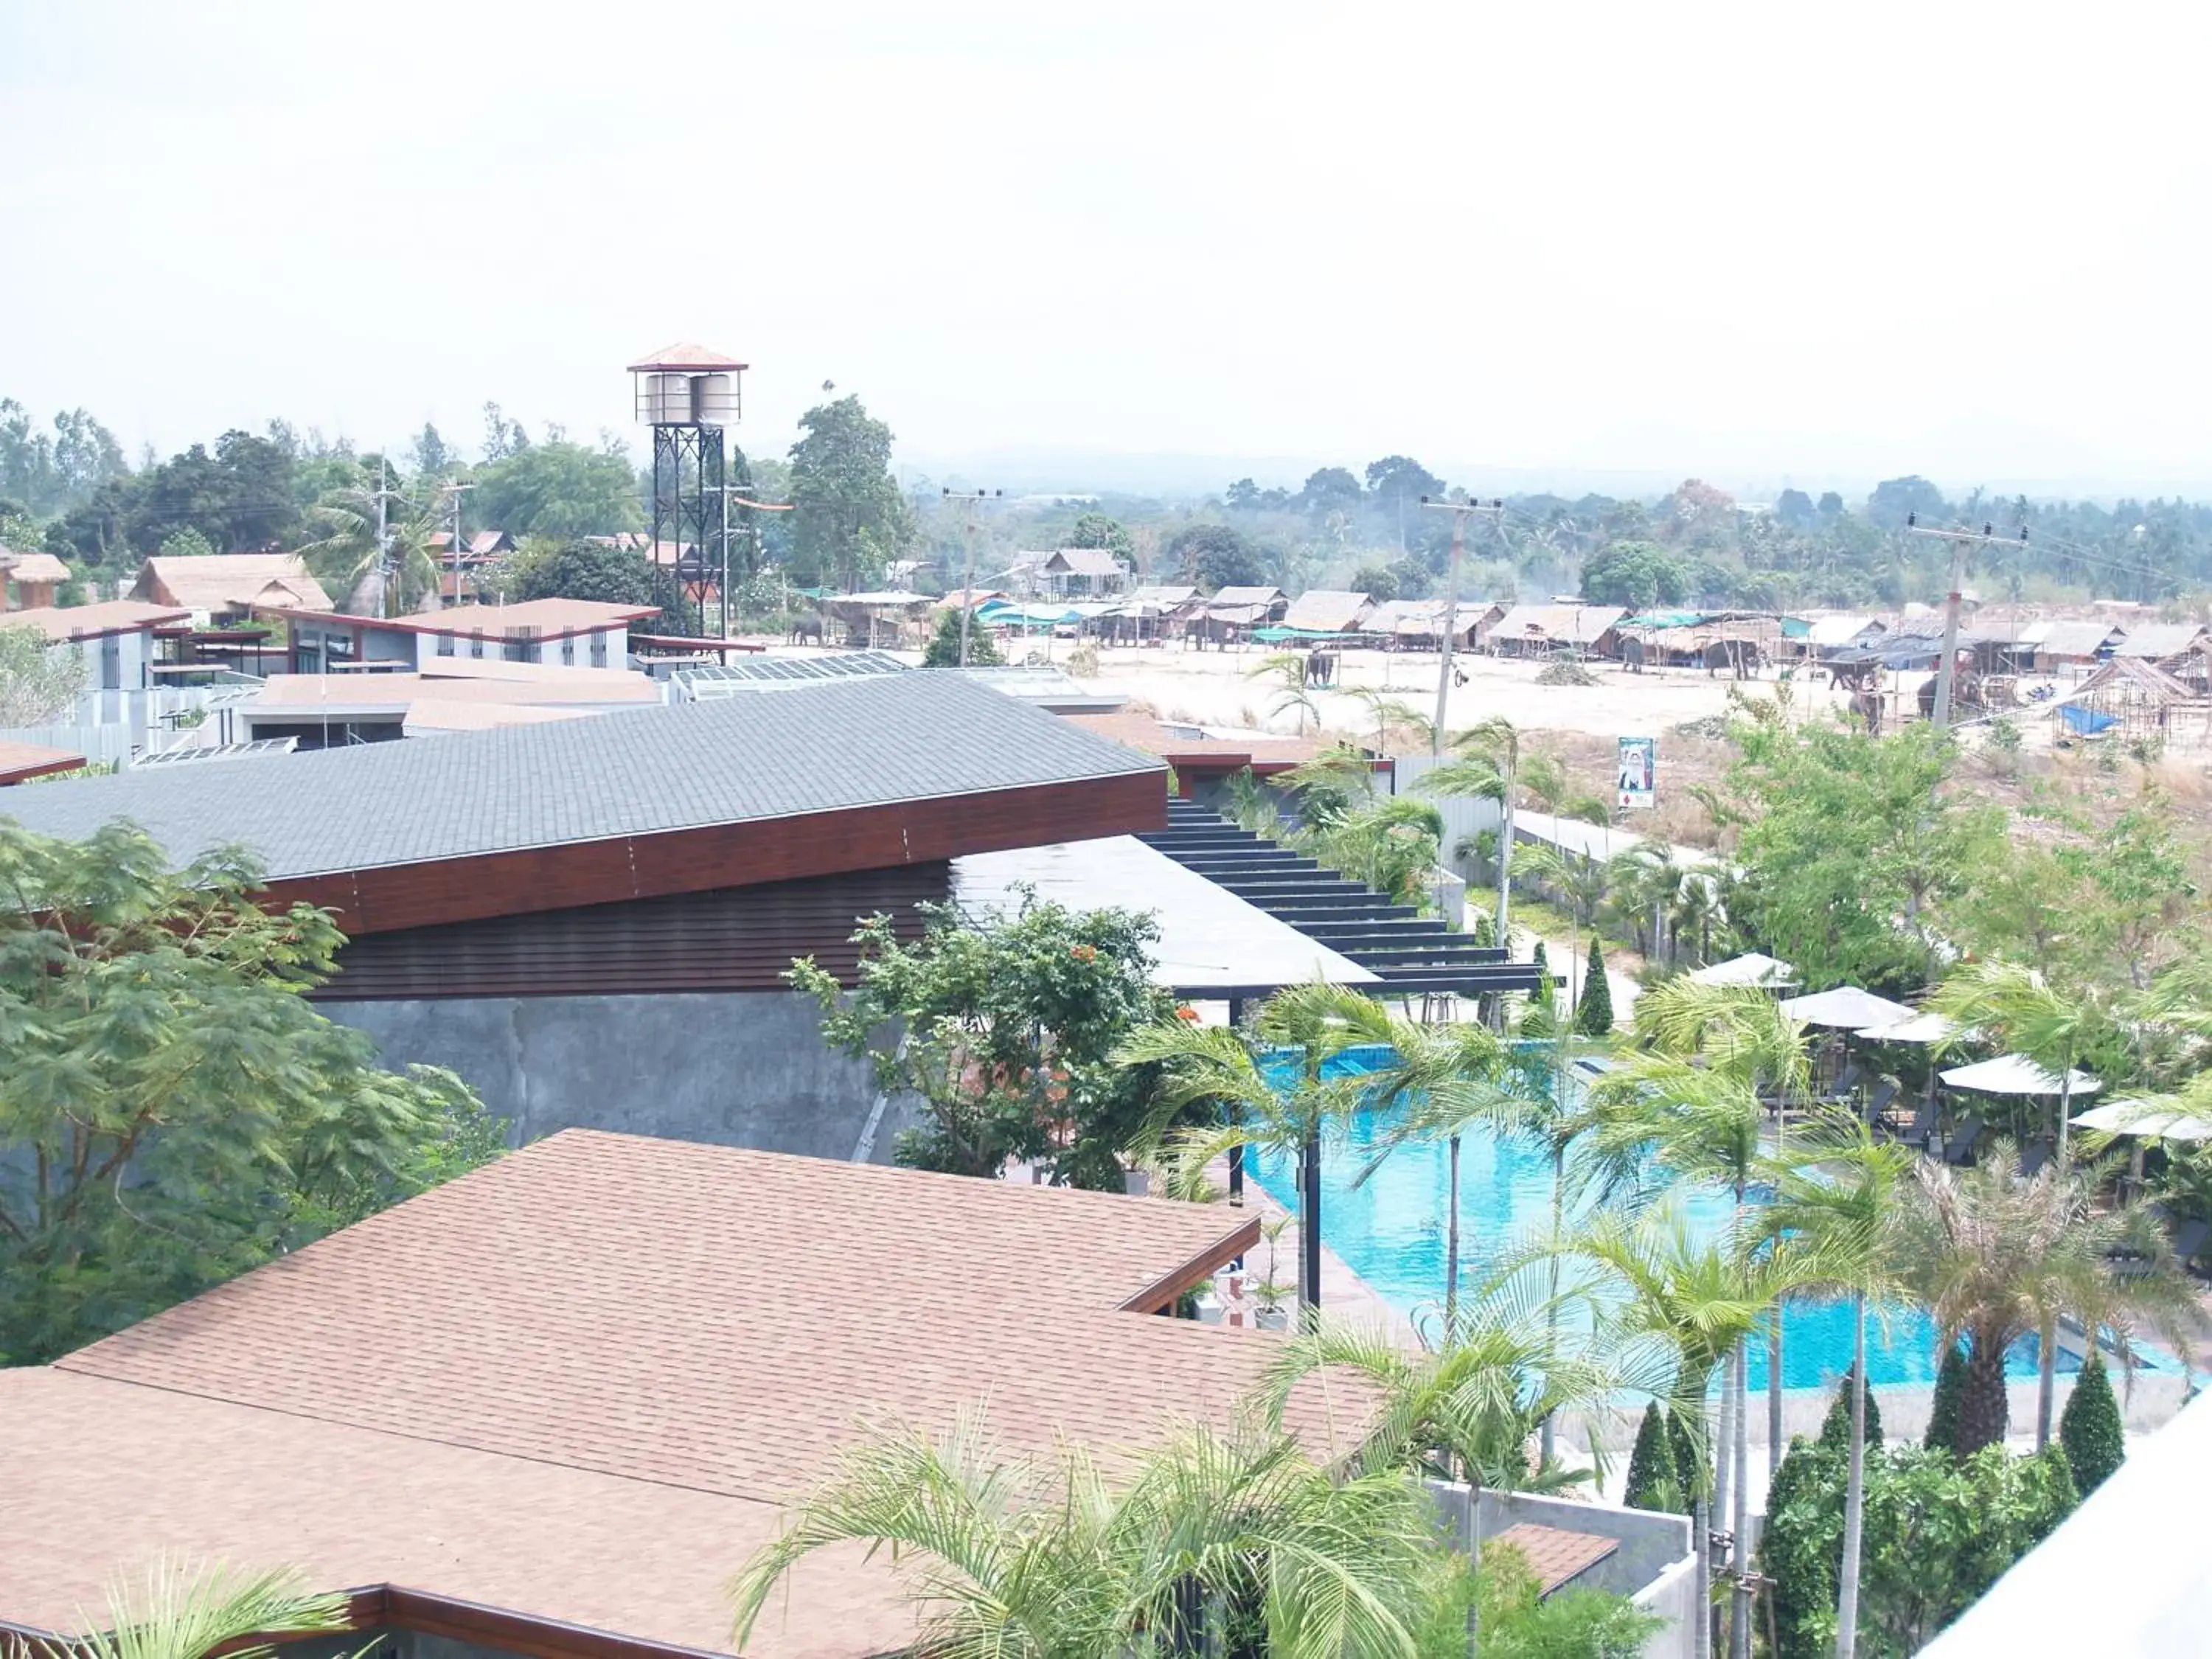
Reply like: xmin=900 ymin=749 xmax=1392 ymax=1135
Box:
xmin=1247 ymin=1047 xmax=2168 ymax=1389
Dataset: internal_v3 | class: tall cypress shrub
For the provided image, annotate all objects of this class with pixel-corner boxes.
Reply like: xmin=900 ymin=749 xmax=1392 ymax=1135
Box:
xmin=1624 ymin=1402 xmax=1674 ymax=1511
xmin=2059 ymin=1349 xmax=2124 ymax=1495
xmin=1818 ymin=1362 xmax=1884 ymax=1451
xmin=1925 ymin=1340 xmax=1968 ymax=1454
xmin=1576 ymin=936 xmax=1615 ymax=1035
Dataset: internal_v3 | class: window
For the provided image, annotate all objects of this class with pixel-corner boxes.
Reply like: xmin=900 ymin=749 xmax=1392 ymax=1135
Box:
xmin=470 ymin=633 xmax=485 ymax=658
xmin=590 ymin=631 xmax=608 ymax=667
xmin=560 ymin=636 xmax=576 ymax=665
xmin=99 ymin=635 xmax=120 ymax=690
xmin=437 ymin=633 xmax=456 ymax=657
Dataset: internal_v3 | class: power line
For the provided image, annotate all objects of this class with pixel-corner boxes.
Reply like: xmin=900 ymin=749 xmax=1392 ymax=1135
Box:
xmin=942 ymin=488 xmax=1003 ymax=667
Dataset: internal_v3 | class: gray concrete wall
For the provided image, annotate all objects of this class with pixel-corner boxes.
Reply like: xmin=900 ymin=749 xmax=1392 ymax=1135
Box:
xmin=1473 ymin=1489 xmax=1693 ymax=1599
xmin=321 ymin=990 xmax=922 ymax=1164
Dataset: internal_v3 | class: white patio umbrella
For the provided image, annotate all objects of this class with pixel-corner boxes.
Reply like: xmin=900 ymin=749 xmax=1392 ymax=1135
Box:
xmin=1690 ymin=951 xmax=1799 ymax=990
xmin=1854 ymin=1010 xmax=1958 ymax=1045
xmin=2070 ymin=1100 xmax=2212 ymax=1141
xmin=1780 ymin=986 xmax=1916 ymax=1031
xmin=1940 ymin=1054 xmax=2101 ymax=1096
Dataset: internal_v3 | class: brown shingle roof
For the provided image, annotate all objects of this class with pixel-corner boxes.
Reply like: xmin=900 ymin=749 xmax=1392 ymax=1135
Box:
xmin=1063 ymin=710 xmax=1335 ymax=770
xmin=1489 ymin=1523 xmax=1620 ymax=1596
xmin=8 ymin=1131 xmax=1312 ymax=1657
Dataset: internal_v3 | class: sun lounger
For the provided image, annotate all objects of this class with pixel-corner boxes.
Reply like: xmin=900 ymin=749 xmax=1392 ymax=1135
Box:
xmin=1941 ymin=1113 xmax=1983 ymax=1166
xmin=2018 ymin=1138 xmax=2054 ymax=1179
xmin=1861 ymin=1079 xmax=1899 ymax=1127
xmin=2170 ymin=1217 xmax=2210 ymax=1267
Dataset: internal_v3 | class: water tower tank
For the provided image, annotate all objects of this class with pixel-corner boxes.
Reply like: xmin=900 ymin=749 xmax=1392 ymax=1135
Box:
xmin=645 ymin=374 xmax=692 ymax=424
xmin=689 ymin=372 xmax=738 ymax=424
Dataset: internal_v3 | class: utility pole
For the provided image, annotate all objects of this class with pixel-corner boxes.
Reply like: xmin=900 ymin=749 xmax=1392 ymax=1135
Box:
xmin=1906 ymin=516 xmax=2028 ymax=729
xmin=710 ymin=484 xmax=793 ymax=646
xmin=442 ymin=480 xmax=476 ymax=610
xmin=943 ymin=487 xmax=1002 ymax=667
xmin=364 ymin=457 xmax=407 ymax=619
xmin=1419 ymin=495 xmax=1505 ymax=754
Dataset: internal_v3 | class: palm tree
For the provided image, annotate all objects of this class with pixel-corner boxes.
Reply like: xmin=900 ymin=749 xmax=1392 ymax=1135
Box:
xmin=1751 ymin=1110 xmax=1913 ymax=1659
xmin=1256 ymin=1298 xmax=1668 ymax=1496
xmin=1416 ymin=715 xmax=1523 ymax=945
xmin=1119 ymin=984 xmax=1383 ymax=1315
xmin=1585 ymin=981 xmax=1809 ymax=1659
xmin=1890 ymin=1141 xmax=2194 ymax=1458
xmin=731 ymin=1411 xmax=1447 ymax=1659
xmin=1340 ymin=1011 xmax=1512 ymax=1327
xmin=32 ymin=1561 xmax=353 ymax=1659
xmin=1929 ymin=959 xmax=2118 ymax=1444
xmin=1247 ymin=650 xmax=1321 ymax=733
xmin=296 ymin=482 xmax=441 ymax=616
xmin=1508 ymin=1200 xmax=1825 ymax=1659
xmin=1345 ymin=686 xmax=1435 ymax=754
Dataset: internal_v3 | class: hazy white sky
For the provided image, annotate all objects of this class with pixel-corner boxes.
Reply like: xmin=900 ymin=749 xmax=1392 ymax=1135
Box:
xmin=4 ymin=1 xmax=2209 ymax=494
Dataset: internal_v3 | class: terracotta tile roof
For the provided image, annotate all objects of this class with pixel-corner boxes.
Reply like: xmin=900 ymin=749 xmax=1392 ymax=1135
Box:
xmin=1 ymin=599 xmax=190 ymax=640
xmin=1489 ymin=1522 xmax=1620 ymax=1596
xmin=5 ymin=1131 xmax=1326 ymax=1656
xmin=0 ymin=739 xmax=86 ymax=784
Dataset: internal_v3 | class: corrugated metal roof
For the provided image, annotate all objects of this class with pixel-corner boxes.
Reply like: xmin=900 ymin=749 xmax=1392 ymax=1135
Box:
xmin=0 ymin=673 xmax=1164 ymax=880
xmin=1492 ymin=604 xmax=1627 ymax=645
xmin=2035 ymin=621 xmax=2119 ymax=658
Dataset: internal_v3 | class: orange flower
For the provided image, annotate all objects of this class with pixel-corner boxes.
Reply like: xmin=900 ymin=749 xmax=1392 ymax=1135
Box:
xmin=1175 ymin=1005 xmax=1200 ymax=1022
xmin=1071 ymin=944 xmax=1098 ymax=962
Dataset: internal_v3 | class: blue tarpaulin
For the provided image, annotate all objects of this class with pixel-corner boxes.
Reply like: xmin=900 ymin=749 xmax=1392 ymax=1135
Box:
xmin=2062 ymin=705 xmax=2121 ymax=736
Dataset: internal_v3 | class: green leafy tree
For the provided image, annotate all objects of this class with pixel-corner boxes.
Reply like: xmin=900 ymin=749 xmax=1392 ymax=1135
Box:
xmin=1467 ymin=1543 xmax=1660 ymax=1659
xmin=0 ymin=622 xmax=90 ymax=724
xmin=922 ymin=605 xmax=1004 ymax=667
xmin=295 ymin=477 xmax=442 ymax=615
xmin=1065 ymin=511 xmax=1134 ymax=560
xmin=2058 ymin=1348 xmax=2124 ymax=1495
xmin=470 ymin=439 xmax=642 ymax=540
xmin=787 ymin=393 xmax=914 ymax=592
xmin=790 ymin=897 xmax=1173 ymax=1189
xmin=1576 ymin=936 xmax=1613 ymax=1034
xmin=1720 ymin=721 xmax=2006 ymax=992
xmin=1350 ymin=561 xmax=1399 ymax=602
xmin=0 ymin=822 xmax=501 ymax=1363
xmin=1581 ymin=540 xmax=1689 ymax=608
xmin=1924 ymin=1342 xmax=1968 ymax=1453
xmin=156 ymin=526 xmax=218 ymax=561
xmin=1668 ymin=1408 xmax=1703 ymax=1520
xmin=509 ymin=537 xmax=656 ymax=607
xmin=1166 ymin=521 xmax=1267 ymax=589
xmin=734 ymin=1413 xmax=1451 ymax=1659
xmin=1528 ymin=940 xmax=1554 ymax=1020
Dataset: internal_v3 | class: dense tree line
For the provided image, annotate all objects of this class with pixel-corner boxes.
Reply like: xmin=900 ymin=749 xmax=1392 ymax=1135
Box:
xmin=13 ymin=380 xmax=2212 ymax=613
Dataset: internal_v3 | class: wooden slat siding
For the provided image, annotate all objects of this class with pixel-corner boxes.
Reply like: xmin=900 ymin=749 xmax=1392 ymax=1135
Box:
xmin=270 ymin=769 xmax=1166 ymax=938
xmin=316 ymin=863 xmax=950 ymax=1000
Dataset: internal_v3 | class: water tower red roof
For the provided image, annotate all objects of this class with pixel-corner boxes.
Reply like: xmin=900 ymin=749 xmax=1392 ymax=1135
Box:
xmin=626 ymin=341 xmax=749 ymax=372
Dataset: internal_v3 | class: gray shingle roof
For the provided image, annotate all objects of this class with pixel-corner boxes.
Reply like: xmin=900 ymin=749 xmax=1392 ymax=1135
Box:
xmin=0 ymin=673 xmax=1164 ymax=880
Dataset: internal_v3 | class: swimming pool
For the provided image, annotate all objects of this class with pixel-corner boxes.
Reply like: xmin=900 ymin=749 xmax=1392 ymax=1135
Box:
xmin=1245 ymin=1047 xmax=2160 ymax=1388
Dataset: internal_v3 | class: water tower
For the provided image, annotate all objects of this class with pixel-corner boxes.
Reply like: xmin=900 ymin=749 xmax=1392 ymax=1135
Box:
xmin=629 ymin=342 xmax=747 ymax=636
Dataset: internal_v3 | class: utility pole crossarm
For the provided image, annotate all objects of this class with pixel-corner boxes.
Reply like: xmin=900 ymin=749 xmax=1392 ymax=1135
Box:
xmin=1905 ymin=515 xmax=2028 ymax=731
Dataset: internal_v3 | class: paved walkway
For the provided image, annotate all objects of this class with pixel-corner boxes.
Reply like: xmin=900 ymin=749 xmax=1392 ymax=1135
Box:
xmin=1204 ymin=1157 xmax=1423 ymax=1351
